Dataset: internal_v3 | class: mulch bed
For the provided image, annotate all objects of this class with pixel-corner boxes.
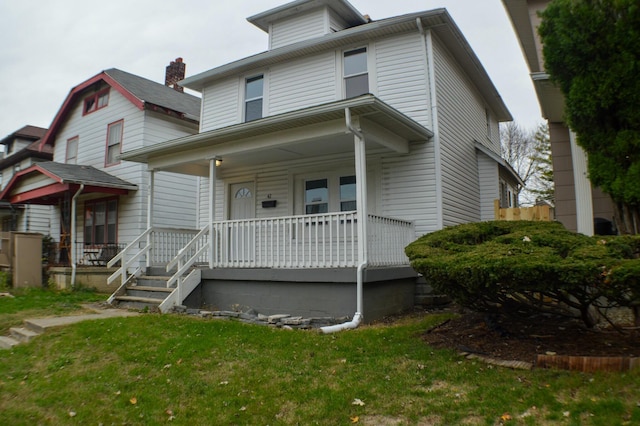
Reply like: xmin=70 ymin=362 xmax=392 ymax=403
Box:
xmin=421 ymin=307 xmax=640 ymax=366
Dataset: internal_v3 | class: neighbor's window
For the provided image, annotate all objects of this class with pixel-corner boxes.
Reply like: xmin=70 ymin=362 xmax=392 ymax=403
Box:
xmin=84 ymin=198 xmax=118 ymax=246
xmin=66 ymin=136 xmax=78 ymax=164
xmin=244 ymin=75 xmax=264 ymax=122
xmin=83 ymin=88 xmax=110 ymax=115
xmin=106 ymin=120 xmax=123 ymax=166
xmin=344 ymin=48 xmax=368 ymax=98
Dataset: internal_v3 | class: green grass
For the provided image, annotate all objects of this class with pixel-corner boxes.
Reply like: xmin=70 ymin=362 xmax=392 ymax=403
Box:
xmin=0 ymin=299 xmax=639 ymax=425
xmin=0 ymin=287 xmax=104 ymax=334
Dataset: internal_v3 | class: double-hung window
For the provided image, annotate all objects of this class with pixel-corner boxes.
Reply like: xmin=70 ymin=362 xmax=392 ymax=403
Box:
xmin=84 ymin=198 xmax=118 ymax=246
xmin=304 ymin=174 xmax=357 ymax=214
xmin=66 ymin=136 xmax=78 ymax=164
xmin=244 ymin=75 xmax=264 ymax=122
xmin=344 ymin=48 xmax=369 ymax=98
xmin=106 ymin=120 xmax=123 ymax=166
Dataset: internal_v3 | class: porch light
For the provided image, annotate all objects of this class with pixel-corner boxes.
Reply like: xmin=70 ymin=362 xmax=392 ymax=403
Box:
xmin=215 ymin=158 xmax=223 ymax=167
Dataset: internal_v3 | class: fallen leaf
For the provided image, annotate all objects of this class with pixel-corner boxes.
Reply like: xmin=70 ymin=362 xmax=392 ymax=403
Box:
xmin=352 ymin=398 xmax=365 ymax=406
xmin=176 ymin=359 xmax=183 ymax=365
xmin=165 ymin=409 xmax=174 ymax=416
xmin=68 ymin=411 xmax=77 ymax=417
xmin=163 ymin=364 xmax=172 ymax=369
xmin=500 ymin=412 xmax=511 ymax=422
xmin=350 ymin=416 xmax=359 ymax=423
xmin=130 ymin=397 xmax=137 ymax=405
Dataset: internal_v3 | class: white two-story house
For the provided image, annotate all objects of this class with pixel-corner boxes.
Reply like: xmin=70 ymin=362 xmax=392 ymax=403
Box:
xmin=0 ymin=61 xmax=201 ymax=283
xmin=111 ymin=0 xmax=519 ymax=324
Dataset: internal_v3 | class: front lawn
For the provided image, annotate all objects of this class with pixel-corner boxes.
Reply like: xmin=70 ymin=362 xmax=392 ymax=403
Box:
xmin=0 ymin=301 xmax=638 ymax=425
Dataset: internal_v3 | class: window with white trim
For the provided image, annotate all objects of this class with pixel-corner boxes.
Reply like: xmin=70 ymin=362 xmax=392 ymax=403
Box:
xmin=66 ymin=136 xmax=78 ymax=164
xmin=344 ymin=47 xmax=368 ymax=98
xmin=106 ymin=120 xmax=123 ymax=166
xmin=244 ymin=75 xmax=264 ymax=122
xmin=304 ymin=174 xmax=357 ymax=214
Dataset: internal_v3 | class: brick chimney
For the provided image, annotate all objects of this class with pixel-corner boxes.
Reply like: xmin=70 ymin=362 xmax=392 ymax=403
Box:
xmin=165 ymin=57 xmax=186 ymax=92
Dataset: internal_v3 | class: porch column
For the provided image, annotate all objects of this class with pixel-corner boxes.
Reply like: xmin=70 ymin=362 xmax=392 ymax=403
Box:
xmin=209 ymin=158 xmax=217 ymax=268
xmin=146 ymin=170 xmax=155 ymax=269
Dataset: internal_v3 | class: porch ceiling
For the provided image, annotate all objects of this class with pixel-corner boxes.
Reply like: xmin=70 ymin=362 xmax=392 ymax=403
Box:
xmin=120 ymin=95 xmax=433 ymax=176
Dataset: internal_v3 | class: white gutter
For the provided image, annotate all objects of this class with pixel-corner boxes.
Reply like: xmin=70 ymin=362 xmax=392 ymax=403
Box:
xmin=70 ymin=184 xmax=84 ymax=287
xmin=321 ymin=108 xmax=367 ymax=333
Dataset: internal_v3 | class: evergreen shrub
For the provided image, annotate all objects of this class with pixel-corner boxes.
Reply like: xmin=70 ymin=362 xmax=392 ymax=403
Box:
xmin=405 ymin=221 xmax=640 ymax=327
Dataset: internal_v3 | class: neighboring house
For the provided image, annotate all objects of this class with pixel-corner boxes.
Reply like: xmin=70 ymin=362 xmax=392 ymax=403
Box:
xmin=0 ymin=60 xmax=201 ymax=271
xmin=112 ymin=0 xmax=518 ymax=322
xmin=502 ymin=0 xmax=615 ymax=235
xmin=0 ymin=125 xmax=53 ymax=233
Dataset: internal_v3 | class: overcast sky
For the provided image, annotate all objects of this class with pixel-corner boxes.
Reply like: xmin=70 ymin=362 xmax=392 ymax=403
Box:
xmin=0 ymin=0 xmax=543 ymax=141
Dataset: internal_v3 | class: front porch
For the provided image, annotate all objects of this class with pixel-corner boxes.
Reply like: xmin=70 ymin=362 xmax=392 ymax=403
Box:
xmin=106 ymin=212 xmax=417 ymax=320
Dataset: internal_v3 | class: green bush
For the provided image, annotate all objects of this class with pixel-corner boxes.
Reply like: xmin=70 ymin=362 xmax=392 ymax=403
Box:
xmin=406 ymin=221 xmax=640 ymax=328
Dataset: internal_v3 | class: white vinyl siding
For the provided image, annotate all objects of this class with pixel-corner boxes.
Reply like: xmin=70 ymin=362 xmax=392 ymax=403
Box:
xmin=477 ymin=151 xmax=499 ymax=221
xmin=51 ymin=89 xmax=198 ymax=247
xmin=200 ymin=79 xmax=241 ymax=133
xmin=433 ymin=35 xmax=496 ymax=227
xmin=270 ymin=8 xmax=326 ymax=49
xmin=375 ymin=33 xmax=432 ymax=128
xmin=269 ymin=51 xmax=337 ymax=115
xmin=380 ymin=143 xmax=439 ymax=237
xmin=329 ymin=11 xmax=349 ymax=32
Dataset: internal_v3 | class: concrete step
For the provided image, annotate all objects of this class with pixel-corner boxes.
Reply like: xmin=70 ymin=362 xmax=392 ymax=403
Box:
xmin=125 ymin=286 xmax=173 ymax=300
xmin=135 ymin=276 xmax=172 ymax=288
xmin=10 ymin=327 xmax=41 ymax=343
xmin=0 ymin=335 xmax=20 ymax=350
xmin=115 ymin=295 xmax=163 ymax=305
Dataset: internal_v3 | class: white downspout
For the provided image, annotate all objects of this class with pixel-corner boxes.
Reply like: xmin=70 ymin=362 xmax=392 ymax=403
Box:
xmin=147 ymin=170 xmax=155 ymax=270
xmin=209 ymin=158 xmax=217 ymax=269
xmin=70 ymin=184 xmax=84 ymax=287
xmin=321 ymin=108 xmax=367 ymax=333
xmin=422 ymin=21 xmax=444 ymax=229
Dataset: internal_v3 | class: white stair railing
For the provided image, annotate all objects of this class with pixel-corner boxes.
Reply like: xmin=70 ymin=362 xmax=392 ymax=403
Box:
xmin=166 ymin=226 xmax=210 ymax=290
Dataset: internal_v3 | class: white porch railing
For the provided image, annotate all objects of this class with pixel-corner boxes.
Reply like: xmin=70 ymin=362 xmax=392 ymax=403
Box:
xmin=108 ymin=213 xmax=414 ymax=289
xmin=209 ymin=212 xmax=414 ymax=268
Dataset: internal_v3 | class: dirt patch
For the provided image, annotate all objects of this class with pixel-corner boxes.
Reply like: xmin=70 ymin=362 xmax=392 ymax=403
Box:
xmin=421 ymin=307 xmax=640 ymax=365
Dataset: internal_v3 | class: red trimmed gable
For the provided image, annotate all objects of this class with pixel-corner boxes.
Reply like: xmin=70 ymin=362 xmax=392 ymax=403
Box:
xmin=37 ymin=72 xmax=144 ymax=151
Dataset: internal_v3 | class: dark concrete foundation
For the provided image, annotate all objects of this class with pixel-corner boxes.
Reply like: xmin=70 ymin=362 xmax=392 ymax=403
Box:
xmin=182 ymin=267 xmax=418 ymax=323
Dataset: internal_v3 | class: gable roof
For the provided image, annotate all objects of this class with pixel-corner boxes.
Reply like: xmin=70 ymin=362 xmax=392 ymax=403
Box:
xmin=0 ymin=125 xmax=47 ymax=146
xmin=181 ymin=8 xmax=511 ymax=122
xmin=38 ymin=68 xmax=201 ymax=150
xmin=0 ymin=161 xmax=137 ymax=205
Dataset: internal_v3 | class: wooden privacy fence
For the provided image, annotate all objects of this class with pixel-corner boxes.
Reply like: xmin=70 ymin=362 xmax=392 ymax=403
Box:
xmin=494 ymin=200 xmax=552 ymax=222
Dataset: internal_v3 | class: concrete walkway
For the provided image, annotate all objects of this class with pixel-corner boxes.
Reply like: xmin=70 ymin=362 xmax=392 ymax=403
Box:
xmin=0 ymin=304 xmax=140 ymax=350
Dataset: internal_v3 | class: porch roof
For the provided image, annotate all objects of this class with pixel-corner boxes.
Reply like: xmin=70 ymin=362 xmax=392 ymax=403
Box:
xmin=120 ymin=95 xmax=433 ymax=173
xmin=0 ymin=162 xmax=138 ymax=205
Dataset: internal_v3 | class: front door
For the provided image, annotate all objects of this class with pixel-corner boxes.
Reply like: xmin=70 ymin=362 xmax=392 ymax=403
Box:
xmin=229 ymin=182 xmax=255 ymax=220
xmin=228 ymin=182 xmax=255 ymax=263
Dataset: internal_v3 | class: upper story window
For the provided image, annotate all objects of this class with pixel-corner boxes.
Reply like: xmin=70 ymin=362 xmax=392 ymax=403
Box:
xmin=344 ymin=48 xmax=369 ymax=98
xmin=83 ymin=88 xmax=110 ymax=115
xmin=486 ymin=108 xmax=493 ymax=139
xmin=66 ymin=136 xmax=78 ymax=164
xmin=105 ymin=120 xmax=123 ymax=166
xmin=244 ymin=75 xmax=264 ymax=122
